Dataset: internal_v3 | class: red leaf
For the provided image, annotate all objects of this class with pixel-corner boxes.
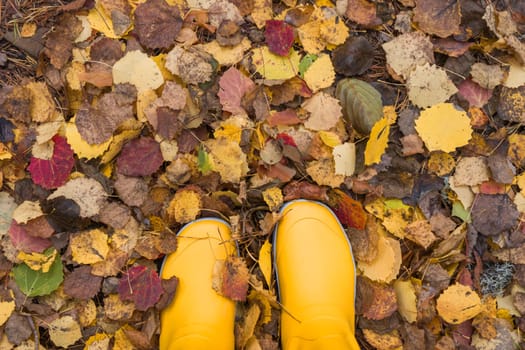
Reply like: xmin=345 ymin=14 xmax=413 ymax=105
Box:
xmin=9 ymin=220 xmax=51 ymax=253
xmin=457 ymin=79 xmax=492 ymax=107
xmin=118 ymin=265 xmax=163 ymax=311
xmin=218 ymin=67 xmax=255 ymax=115
xmin=479 ymin=181 xmax=506 ymax=194
xmin=219 ymin=256 xmax=249 ymax=302
xmin=329 ymin=189 xmax=367 ymax=230
xmin=27 ymin=135 xmax=74 ymax=189
xmin=275 ymin=133 xmax=297 ymax=147
xmin=265 ymin=20 xmax=295 ymax=56
xmin=116 ymin=137 xmax=163 ymax=177
xmin=267 ymin=109 xmax=302 ymax=127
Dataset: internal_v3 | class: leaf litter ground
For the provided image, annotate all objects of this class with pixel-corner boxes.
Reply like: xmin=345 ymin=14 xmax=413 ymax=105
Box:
xmin=0 ymin=0 xmax=525 ymax=349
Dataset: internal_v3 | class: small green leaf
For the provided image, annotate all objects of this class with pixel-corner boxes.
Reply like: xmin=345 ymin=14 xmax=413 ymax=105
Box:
xmin=198 ymin=145 xmax=213 ymax=175
xmin=452 ymin=201 xmax=471 ymax=223
xmin=298 ymin=54 xmax=318 ymax=77
xmin=13 ymin=249 xmax=63 ymax=297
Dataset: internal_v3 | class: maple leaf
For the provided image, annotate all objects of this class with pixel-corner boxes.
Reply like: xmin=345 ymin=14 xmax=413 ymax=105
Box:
xmin=118 ymin=265 xmax=163 ymax=311
xmin=264 ymin=20 xmax=294 ymax=56
xmin=28 ymin=135 xmax=74 ymax=190
xmin=116 ymin=137 xmax=163 ymax=177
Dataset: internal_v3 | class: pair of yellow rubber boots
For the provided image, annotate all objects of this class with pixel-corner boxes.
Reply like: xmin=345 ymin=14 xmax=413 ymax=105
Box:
xmin=160 ymin=200 xmax=360 ymax=349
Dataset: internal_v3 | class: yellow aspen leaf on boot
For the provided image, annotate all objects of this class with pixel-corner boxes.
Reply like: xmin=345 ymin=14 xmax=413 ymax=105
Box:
xmin=166 ymin=188 xmax=202 ymax=224
xmin=415 ymin=103 xmax=472 ymax=153
xmin=436 ymin=283 xmax=482 ymax=324
xmin=212 ymin=256 xmax=249 ymax=302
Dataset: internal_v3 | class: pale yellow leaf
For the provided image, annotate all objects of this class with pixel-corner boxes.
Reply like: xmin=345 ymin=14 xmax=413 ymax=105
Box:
xmin=362 ymin=329 xmax=402 ymax=350
xmin=302 ymin=92 xmax=342 ymax=131
xmin=12 ymin=200 xmax=43 ymax=224
xmin=48 ymin=177 xmax=107 ymax=218
xmin=297 ymin=20 xmax=324 ymax=54
xmin=333 ymin=142 xmax=356 ymax=176
xmin=503 ymin=61 xmax=525 ymax=88
xmin=251 ymin=46 xmax=300 ymax=80
xmin=358 ymin=234 xmax=401 ymax=283
xmin=251 ymin=0 xmax=272 ymax=28
xmin=407 ymin=63 xmax=458 ymax=108
xmin=436 ymin=283 xmax=482 ymax=324
xmin=453 ymin=156 xmax=490 ymax=186
xmin=113 ymin=51 xmax=164 ymax=92
xmin=75 ymin=15 xmax=92 ymax=43
xmin=262 ymin=187 xmax=283 ymax=212
xmin=199 ymin=37 xmax=252 ymax=66
xmin=449 ymin=175 xmax=474 ymax=209
xmin=415 ymin=103 xmax=472 ymax=152
xmin=303 ymin=54 xmax=335 ymax=92
xmin=258 ymin=240 xmax=272 ymax=288
xmin=49 ymin=316 xmax=82 ymax=348
xmin=382 ymin=32 xmax=434 ymax=80
xmin=84 ymin=333 xmax=111 ymax=350
xmin=78 ymin=299 xmax=97 ymax=327
xmin=394 ymin=279 xmax=417 ymax=323
xmin=71 ymin=229 xmax=110 ymax=265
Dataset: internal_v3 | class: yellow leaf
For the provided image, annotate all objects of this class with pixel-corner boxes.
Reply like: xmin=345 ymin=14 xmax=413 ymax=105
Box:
xmin=303 ymin=54 xmax=335 ymax=92
xmin=78 ymin=299 xmax=97 ymax=327
xmin=320 ymin=16 xmax=349 ymax=46
xmin=20 ymin=22 xmax=37 ymax=37
xmin=104 ymin=294 xmax=134 ymax=321
xmin=358 ymin=234 xmax=401 ymax=283
xmin=306 ymin=158 xmax=345 ymax=188
xmin=70 ymin=229 xmax=110 ymax=265
xmin=0 ymin=143 xmax=12 ymax=160
xmin=364 ymin=117 xmax=390 ymax=165
xmin=251 ymin=0 xmax=273 ymax=28
xmin=407 ymin=64 xmax=458 ymax=108
xmin=65 ymin=119 xmax=112 ymax=160
xmin=113 ymin=50 xmax=164 ymax=92
xmin=214 ymin=116 xmax=254 ymax=144
xmin=394 ymin=280 xmax=417 ymax=323
xmin=84 ymin=333 xmax=111 ymax=350
xmin=362 ymin=329 xmax=402 ymax=350
xmin=167 ymin=188 xmax=201 ymax=224
xmin=151 ymin=53 xmax=176 ymax=81
xmin=297 ymin=20 xmax=324 ymax=54
xmin=262 ymin=187 xmax=283 ymax=212
xmin=87 ymin=3 xmax=121 ymax=39
xmin=205 ymin=137 xmax=249 ymax=183
xmin=199 ymin=37 xmax=252 ymax=66
xmin=318 ymin=131 xmax=341 ymax=147
xmin=26 ymin=81 xmax=56 ymax=123
xmin=436 ymin=283 xmax=482 ymax=324
xmin=258 ymin=240 xmax=272 ymax=288
xmin=136 ymin=89 xmax=158 ymax=123
xmin=508 ymin=133 xmax=525 ymax=168
xmin=251 ymin=46 xmax=300 ymax=81
xmin=49 ymin=316 xmax=82 ymax=348
xmin=427 ymin=151 xmax=456 ymax=176
xmin=415 ymin=103 xmax=472 ymax=153
xmin=100 ymin=128 xmax=142 ymax=164
xmin=0 ymin=293 xmax=15 ymax=326
xmin=17 ymin=249 xmax=57 ymax=273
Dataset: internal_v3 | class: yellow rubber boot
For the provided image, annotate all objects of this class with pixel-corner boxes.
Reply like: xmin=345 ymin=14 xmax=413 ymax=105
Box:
xmin=160 ymin=218 xmax=236 ymax=350
xmin=274 ymin=200 xmax=360 ymax=350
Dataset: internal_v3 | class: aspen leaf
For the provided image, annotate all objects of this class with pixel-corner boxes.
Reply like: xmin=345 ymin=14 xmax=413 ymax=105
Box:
xmin=259 ymin=240 xmax=272 ymax=288
xmin=0 ymin=193 xmax=16 ymax=238
xmin=218 ymin=67 xmax=255 ymax=115
xmin=118 ymin=265 xmax=163 ymax=311
xmin=0 ymin=298 xmax=15 ymax=327
xmin=407 ymin=63 xmax=458 ymax=108
xmin=49 ymin=316 xmax=82 ymax=348
xmin=358 ymin=234 xmax=401 ymax=283
xmin=65 ymin=119 xmax=112 ymax=160
xmin=415 ymin=103 xmax=472 ymax=152
xmin=212 ymin=256 xmax=249 ymax=302
xmin=329 ymin=189 xmax=367 ymax=230
xmin=265 ymin=20 xmax=294 ymax=56
xmin=166 ymin=188 xmax=202 ymax=224
xmin=199 ymin=37 xmax=252 ymax=66
xmin=306 ymin=158 xmax=345 ymax=188
xmin=362 ymin=329 xmax=402 ymax=350
xmin=112 ymin=51 xmax=164 ymax=92
xmin=251 ymin=0 xmax=273 ymax=29
xmin=413 ymin=0 xmax=461 ymax=38
xmin=364 ymin=106 xmax=397 ymax=165
xmin=262 ymin=187 xmax=283 ymax=212
xmin=85 ymin=333 xmax=111 ymax=350
xmin=302 ymin=92 xmax=342 ymax=131
xmin=382 ymin=32 xmax=434 ymax=80
xmin=303 ymin=54 xmax=335 ymax=93
xmin=204 ymin=137 xmax=249 ymax=183
xmin=12 ymin=201 xmax=43 ymax=225
xmin=436 ymin=283 xmax=482 ymax=324
xmin=453 ymin=157 xmax=490 ymax=186
xmin=48 ymin=177 xmax=106 ymax=218
xmin=13 ymin=249 xmax=63 ymax=297
xmin=70 ymin=229 xmax=110 ymax=265
xmin=17 ymin=248 xmax=57 ymax=272
xmin=394 ymin=279 xmax=417 ymax=323
xmin=251 ymin=46 xmax=300 ymax=80
xmin=404 ymin=220 xmax=436 ymax=249
xmin=333 ymin=142 xmax=356 ymax=176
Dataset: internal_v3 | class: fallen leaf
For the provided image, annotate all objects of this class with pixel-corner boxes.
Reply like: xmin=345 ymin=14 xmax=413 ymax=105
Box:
xmin=428 ymin=151 xmax=456 ymax=176
xmin=365 ymin=116 xmax=391 ymax=166
xmin=336 ymin=78 xmax=383 ymax=134
xmin=9 ymin=220 xmax=51 ymax=253
xmin=17 ymin=248 xmax=57 ymax=272
xmin=470 ymin=62 xmax=504 ymax=90
xmin=65 ymin=119 xmax=112 ymax=159
xmin=13 ymin=250 xmax=63 ymax=297
xmin=204 ymin=137 xmax=249 ymax=183
xmin=497 ymin=86 xmax=525 ymax=123
xmin=63 ymin=265 xmax=102 ymax=300
xmin=116 ymin=137 xmax=163 ymax=177
xmin=70 ymin=228 xmax=110 ymax=264
xmin=104 ymin=294 xmax=135 ymax=320
xmin=415 ymin=103 xmax=472 ymax=152
xmin=112 ymin=51 xmax=164 ymax=92
xmin=357 ymin=277 xmax=398 ymax=320
xmin=49 ymin=316 xmax=82 ymax=348
xmin=436 ymin=283 xmax=482 ymax=324
xmin=198 ymin=37 xmax=252 ymax=66
xmin=343 ymin=0 xmax=381 ymax=27
xmin=114 ymin=174 xmax=148 ymax=207
xmin=306 ymin=158 xmax=345 ymax=188
xmin=362 ymin=329 xmax=402 ymax=350
xmin=394 ymin=279 xmax=418 ymax=323
xmin=404 ymin=219 xmax=437 ymax=249
xmin=262 ymin=187 xmax=283 ymax=212
xmin=329 ymin=189 xmax=367 ymax=230
xmin=0 ymin=297 xmax=15 ymax=327
xmin=265 ymin=20 xmax=294 ymax=56
xmin=382 ymin=32 xmax=434 ymax=80
xmin=457 ymin=79 xmax=493 ymax=108
xmin=302 ymin=91 xmax=342 ymax=131
xmin=358 ymin=233 xmax=401 ymax=283
xmin=12 ymin=201 xmax=43 ymax=225
xmin=332 ymin=36 xmax=374 ymax=76
xmin=251 ymin=0 xmax=273 ymax=29
xmin=333 ymin=142 xmax=356 ymax=176
xmin=251 ymin=46 xmax=300 ymax=80
xmin=26 ymin=81 xmax=56 ymax=123
xmin=303 ymin=53 xmax=335 ymax=92
xmin=453 ymin=157 xmax=490 ymax=186
xmin=414 ymin=0 xmax=461 ymax=38
xmin=28 ymin=135 xmax=74 ymax=190
xmin=47 ymin=177 xmax=107 ymax=218
xmin=407 ymin=63 xmax=458 ymax=108
xmin=165 ymin=46 xmax=214 ymax=84
xmin=118 ymin=265 xmax=163 ymax=311
xmin=218 ymin=67 xmax=255 ymax=115
xmin=85 ymin=333 xmax=111 ymax=350
xmin=134 ymin=0 xmax=182 ymax=49
xmin=258 ymin=240 xmax=272 ymax=288
xmin=166 ymin=188 xmax=202 ymax=223
xmin=212 ymin=256 xmax=249 ymax=302
xmin=471 ymin=194 xmax=519 ymax=236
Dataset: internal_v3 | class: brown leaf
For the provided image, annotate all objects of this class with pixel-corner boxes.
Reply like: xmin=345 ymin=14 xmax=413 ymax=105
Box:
xmin=114 ymin=174 xmax=148 ymax=207
xmin=123 ymin=327 xmax=153 ymax=350
xmin=155 ymin=276 xmax=178 ymax=311
xmin=497 ymin=86 xmax=525 ymax=123
xmin=98 ymin=201 xmax=131 ymax=230
xmin=91 ymin=249 xmax=129 ymax=277
xmin=43 ymin=14 xmax=82 ymax=69
xmin=213 ymin=256 xmax=249 ymax=302
xmin=348 ymin=219 xmax=379 ymax=263
xmin=404 ymin=219 xmax=437 ymax=249
xmin=269 ymin=77 xmax=312 ymax=105
xmin=332 ymin=36 xmax=374 ymax=76
xmin=63 ymin=265 xmax=102 ymax=300
xmin=357 ymin=277 xmax=398 ymax=320
xmin=116 ymin=137 xmax=164 ymax=177
xmin=414 ymin=0 xmax=461 ymax=38
xmin=5 ymin=313 xmax=32 ymax=345
xmin=344 ymin=0 xmax=381 ymax=27
xmin=134 ymin=0 xmax=182 ymax=49
xmin=471 ymin=194 xmax=519 ymax=236
xmin=89 ymin=37 xmax=124 ymax=65
xmin=282 ymin=181 xmax=328 ymax=202
xmin=23 ymin=216 xmax=54 ymax=238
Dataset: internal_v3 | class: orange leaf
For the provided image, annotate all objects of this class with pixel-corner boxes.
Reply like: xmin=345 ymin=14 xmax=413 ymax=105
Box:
xmin=328 ymin=189 xmax=367 ymax=229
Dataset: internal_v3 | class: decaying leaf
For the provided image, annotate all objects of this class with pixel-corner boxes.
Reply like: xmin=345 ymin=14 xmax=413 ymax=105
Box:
xmin=406 ymin=63 xmax=458 ymax=108
xmin=436 ymin=283 xmax=482 ymax=324
xmin=413 ymin=0 xmax=461 ymax=38
xmin=357 ymin=276 xmax=398 ymax=320
xmin=133 ymin=0 xmax=182 ymax=49
xmin=166 ymin=188 xmax=202 ymax=224
xmin=49 ymin=316 xmax=82 ymax=348
xmin=302 ymin=91 xmax=342 ymax=131
xmin=382 ymin=32 xmax=434 ymax=80
xmin=212 ymin=256 xmax=249 ymax=302
xmin=118 ymin=265 xmax=163 ymax=311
